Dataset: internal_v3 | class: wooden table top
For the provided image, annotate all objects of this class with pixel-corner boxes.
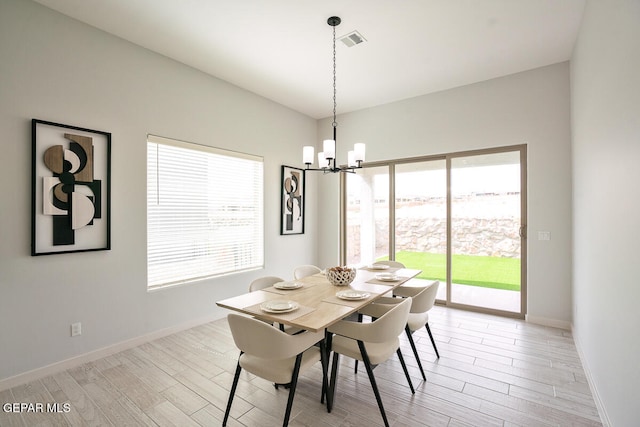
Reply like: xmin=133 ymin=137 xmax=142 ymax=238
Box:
xmin=216 ymin=267 xmax=422 ymax=332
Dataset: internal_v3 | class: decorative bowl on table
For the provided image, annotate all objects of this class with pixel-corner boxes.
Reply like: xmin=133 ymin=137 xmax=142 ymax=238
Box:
xmin=326 ymin=266 xmax=356 ymax=286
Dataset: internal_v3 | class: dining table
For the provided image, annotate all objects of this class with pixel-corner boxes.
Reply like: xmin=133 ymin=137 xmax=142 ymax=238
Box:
xmin=216 ymin=266 xmax=423 ymax=333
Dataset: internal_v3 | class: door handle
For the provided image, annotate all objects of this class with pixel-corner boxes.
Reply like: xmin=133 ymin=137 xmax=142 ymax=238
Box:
xmin=519 ymin=225 xmax=527 ymax=239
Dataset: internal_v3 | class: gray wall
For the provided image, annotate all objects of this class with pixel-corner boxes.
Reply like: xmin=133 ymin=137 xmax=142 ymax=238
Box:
xmin=317 ymin=62 xmax=573 ymax=326
xmin=571 ymin=0 xmax=640 ymax=425
xmin=0 ymin=0 xmax=318 ymax=383
xmin=3 ymin=2 xmax=638 ymax=424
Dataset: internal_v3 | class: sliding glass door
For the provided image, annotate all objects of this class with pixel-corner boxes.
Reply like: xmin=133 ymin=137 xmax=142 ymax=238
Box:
xmin=342 ymin=146 xmax=526 ymax=317
xmin=344 ymin=166 xmax=389 ymax=266
xmin=450 ymin=151 xmax=524 ymax=313
xmin=394 ymin=160 xmax=448 ymax=301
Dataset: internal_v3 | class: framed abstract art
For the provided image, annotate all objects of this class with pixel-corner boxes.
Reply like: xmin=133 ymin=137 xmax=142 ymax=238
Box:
xmin=31 ymin=119 xmax=111 ymax=255
xmin=280 ymin=165 xmax=305 ymax=235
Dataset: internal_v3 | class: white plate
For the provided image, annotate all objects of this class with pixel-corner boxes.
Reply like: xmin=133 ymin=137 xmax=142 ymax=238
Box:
xmin=375 ymin=273 xmax=401 ymax=282
xmin=336 ymin=290 xmax=370 ymax=300
xmin=260 ymin=300 xmax=299 ymax=313
xmin=273 ymin=281 xmax=303 ymax=290
xmin=368 ymin=264 xmax=390 ymax=270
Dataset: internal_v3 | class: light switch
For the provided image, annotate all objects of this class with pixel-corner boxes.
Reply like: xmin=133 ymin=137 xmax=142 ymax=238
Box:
xmin=71 ymin=322 xmax=82 ymax=337
xmin=538 ymin=231 xmax=550 ymax=241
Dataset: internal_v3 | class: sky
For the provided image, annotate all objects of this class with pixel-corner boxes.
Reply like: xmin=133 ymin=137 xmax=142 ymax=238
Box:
xmin=348 ymin=164 xmax=521 ymax=200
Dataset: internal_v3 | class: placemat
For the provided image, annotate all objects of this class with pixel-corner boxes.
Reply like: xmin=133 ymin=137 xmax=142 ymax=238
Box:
xmin=359 ymin=266 xmax=400 ymax=273
xmin=261 ymin=281 xmax=317 ymax=295
xmin=243 ymin=302 xmax=316 ymax=321
xmin=351 ymin=282 xmax=394 ymax=294
xmin=322 ymin=293 xmax=379 ymax=308
xmin=366 ymin=277 xmax=408 ymax=286
xmin=306 ymin=273 xmax=329 ymax=281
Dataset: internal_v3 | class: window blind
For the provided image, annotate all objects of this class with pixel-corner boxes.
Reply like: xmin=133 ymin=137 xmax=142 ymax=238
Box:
xmin=147 ymin=135 xmax=264 ymax=288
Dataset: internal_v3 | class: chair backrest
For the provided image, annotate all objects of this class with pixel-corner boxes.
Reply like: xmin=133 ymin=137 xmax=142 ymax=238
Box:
xmin=293 ymin=265 xmax=322 ymax=280
xmin=249 ymin=276 xmax=284 ymax=292
xmin=227 ymin=314 xmax=323 ymax=360
xmin=373 ymin=260 xmax=405 ymax=268
xmin=410 ymin=281 xmax=439 ymax=313
xmin=364 ymin=297 xmax=412 ymax=343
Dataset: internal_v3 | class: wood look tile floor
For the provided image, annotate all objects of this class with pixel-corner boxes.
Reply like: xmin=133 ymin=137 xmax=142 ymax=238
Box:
xmin=0 ymin=306 xmax=603 ymax=426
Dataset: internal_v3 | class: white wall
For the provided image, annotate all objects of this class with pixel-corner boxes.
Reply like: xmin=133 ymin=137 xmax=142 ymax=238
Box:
xmin=571 ymin=1 xmax=640 ymax=425
xmin=317 ymin=63 xmax=573 ymax=325
xmin=0 ymin=0 xmax=318 ymax=384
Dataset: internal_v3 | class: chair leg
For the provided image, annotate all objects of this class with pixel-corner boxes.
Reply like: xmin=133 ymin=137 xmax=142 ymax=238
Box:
xmin=282 ymin=353 xmax=303 ymax=427
xmin=396 ymin=348 xmax=415 ymax=394
xmin=425 ymin=323 xmax=440 ymax=358
xmin=223 ymin=359 xmax=242 ymax=426
xmin=357 ymin=340 xmax=390 ymax=427
xmin=274 ymin=382 xmax=292 ymax=389
xmin=354 ymin=313 xmax=363 ymax=374
xmin=319 ymin=339 xmax=330 ymax=410
xmin=323 ymin=331 xmax=334 ymax=410
xmin=405 ymin=325 xmax=426 ymax=381
xmin=328 ymin=351 xmax=340 ymax=413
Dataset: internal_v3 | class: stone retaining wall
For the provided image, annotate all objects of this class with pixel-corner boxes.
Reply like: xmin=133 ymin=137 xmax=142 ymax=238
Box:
xmin=347 ymin=217 xmax=521 ymax=259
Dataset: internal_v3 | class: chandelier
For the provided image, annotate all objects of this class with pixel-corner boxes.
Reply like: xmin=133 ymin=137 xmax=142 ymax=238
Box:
xmin=303 ymin=16 xmax=365 ymax=173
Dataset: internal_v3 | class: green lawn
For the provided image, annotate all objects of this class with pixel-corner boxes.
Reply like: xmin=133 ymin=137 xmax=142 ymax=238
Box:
xmin=380 ymin=251 xmax=521 ymax=291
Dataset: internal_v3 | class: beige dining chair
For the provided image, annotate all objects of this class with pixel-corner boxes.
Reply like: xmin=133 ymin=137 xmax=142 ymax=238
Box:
xmin=249 ymin=275 xmax=284 ymax=292
xmin=223 ymin=313 xmax=329 ymax=427
xmin=373 ymin=260 xmax=405 ymax=268
xmin=327 ymin=297 xmax=414 ymax=427
xmin=365 ymin=281 xmax=441 ymax=381
xmin=293 ymin=264 xmax=322 ymax=280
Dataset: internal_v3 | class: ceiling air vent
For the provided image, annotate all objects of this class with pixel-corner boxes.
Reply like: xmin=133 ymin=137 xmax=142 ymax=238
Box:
xmin=339 ymin=31 xmax=366 ymax=47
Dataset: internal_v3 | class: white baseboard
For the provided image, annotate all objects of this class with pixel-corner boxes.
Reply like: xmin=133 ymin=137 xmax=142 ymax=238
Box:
xmin=571 ymin=323 xmax=612 ymax=427
xmin=525 ymin=314 xmax=571 ymax=330
xmin=0 ymin=313 xmax=224 ymax=392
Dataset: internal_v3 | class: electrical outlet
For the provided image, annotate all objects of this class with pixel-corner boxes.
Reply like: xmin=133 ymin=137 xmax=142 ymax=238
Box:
xmin=71 ymin=322 xmax=82 ymax=337
xmin=538 ymin=231 xmax=550 ymax=241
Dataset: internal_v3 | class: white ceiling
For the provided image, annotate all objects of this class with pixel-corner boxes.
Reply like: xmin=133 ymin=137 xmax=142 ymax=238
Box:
xmin=33 ymin=0 xmax=586 ymax=119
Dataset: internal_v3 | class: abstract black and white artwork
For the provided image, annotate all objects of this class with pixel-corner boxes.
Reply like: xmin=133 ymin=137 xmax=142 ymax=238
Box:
xmin=280 ymin=165 xmax=305 ymax=235
xmin=31 ymin=119 xmax=111 ymax=255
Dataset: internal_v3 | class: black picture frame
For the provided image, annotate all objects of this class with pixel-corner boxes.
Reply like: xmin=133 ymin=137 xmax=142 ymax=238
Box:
xmin=31 ymin=119 xmax=111 ymax=255
xmin=280 ymin=165 xmax=305 ymax=235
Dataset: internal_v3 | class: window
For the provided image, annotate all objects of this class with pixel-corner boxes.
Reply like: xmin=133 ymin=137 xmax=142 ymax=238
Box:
xmin=147 ymin=135 xmax=263 ymax=289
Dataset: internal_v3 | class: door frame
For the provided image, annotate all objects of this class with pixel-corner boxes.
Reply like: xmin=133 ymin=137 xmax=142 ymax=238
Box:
xmin=446 ymin=145 xmax=527 ymax=318
xmin=340 ymin=144 xmax=527 ymax=319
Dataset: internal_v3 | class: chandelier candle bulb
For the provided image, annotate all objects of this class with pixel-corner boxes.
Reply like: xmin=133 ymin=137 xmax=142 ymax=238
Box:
xmin=318 ymin=152 xmax=329 ymax=168
xmin=354 ymin=143 xmax=366 ymax=162
xmin=323 ymin=139 xmax=336 ymax=159
xmin=303 ymin=146 xmax=315 ymax=165
xmin=348 ymin=150 xmax=356 ymax=167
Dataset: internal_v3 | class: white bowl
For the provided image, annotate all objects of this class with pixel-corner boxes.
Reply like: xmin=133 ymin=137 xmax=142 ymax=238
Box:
xmin=326 ymin=267 xmax=356 ymax=286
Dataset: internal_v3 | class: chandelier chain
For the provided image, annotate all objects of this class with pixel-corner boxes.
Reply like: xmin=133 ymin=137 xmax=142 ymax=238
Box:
xmin=301 ymin=16 xmax=364 ymax=173
xmin=332 ymin=24 xmax=337 ymax=128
